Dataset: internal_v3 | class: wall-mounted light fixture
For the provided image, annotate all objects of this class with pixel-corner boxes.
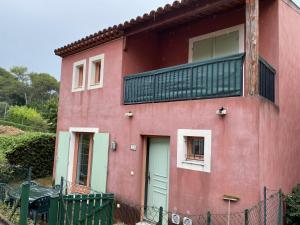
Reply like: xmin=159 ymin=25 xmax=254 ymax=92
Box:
xmin=111 ymin=141 xmax=117 ymax=151
xmin=216 ymin=106 xmax=227 ymax=116
xmin=125 ymin=111 xmax=134 ymax=117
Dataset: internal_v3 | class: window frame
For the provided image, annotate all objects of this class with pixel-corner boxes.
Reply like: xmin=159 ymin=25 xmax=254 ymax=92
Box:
xmin=188 ymin=24 xmax=245 ymax=63
xmin=72 ymin=132 xmax=94 ymax=188
xmin=72 ymin=59 xmax=86 ymax=92
xmin=88 ymin=54 xmax=105 ymax=90
xmin=186 ymin=136 xmax=205 ymax=161
xmin=177 ymin=129 xmax=212 ymax=172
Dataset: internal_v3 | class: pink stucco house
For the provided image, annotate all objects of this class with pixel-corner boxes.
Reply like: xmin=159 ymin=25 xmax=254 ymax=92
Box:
xmin=53 ymin=0 xmax=300 ymax=216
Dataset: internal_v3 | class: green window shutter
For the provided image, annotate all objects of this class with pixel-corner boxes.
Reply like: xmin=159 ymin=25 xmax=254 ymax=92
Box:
xmin=55 ymin=132 xmax=70 ymax=185
xmin=192 ymin=37 xmax=213 ymax=62
xmin=214 ymin=30 xmax=239 ymax=58
xmin=90 ymin=133 xmax=109 ymax=193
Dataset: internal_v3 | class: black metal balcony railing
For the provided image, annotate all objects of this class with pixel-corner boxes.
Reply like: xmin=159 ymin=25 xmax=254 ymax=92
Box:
xmin=259 ymin=57 xmax=276 ymax=102
xmin=124 ymin=54 xmax=245 ymax=104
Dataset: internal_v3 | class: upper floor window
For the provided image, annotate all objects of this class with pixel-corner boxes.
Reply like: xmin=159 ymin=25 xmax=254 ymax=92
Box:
xmin=189 ymin=24 xmax=244 ymax=62
xmin=72 ymin=59 xmax=86 ymax=92
xmin=88 ymin=54 xmax=105 ymax=89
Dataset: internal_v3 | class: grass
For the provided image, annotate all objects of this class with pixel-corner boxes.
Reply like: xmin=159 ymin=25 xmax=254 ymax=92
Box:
xmin=0 ymin=202 xmax=33 ymax=225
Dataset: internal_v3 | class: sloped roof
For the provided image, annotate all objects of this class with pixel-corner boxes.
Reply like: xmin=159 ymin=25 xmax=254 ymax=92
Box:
xmin=54 ymin=0 xmax=244 ymax=57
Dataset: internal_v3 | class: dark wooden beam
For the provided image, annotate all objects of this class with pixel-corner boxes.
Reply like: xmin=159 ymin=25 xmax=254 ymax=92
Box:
xmin=126 ymin=0 xmax=244 ymax=36
xmin=245 ymin=0 xmax=259 ymax=96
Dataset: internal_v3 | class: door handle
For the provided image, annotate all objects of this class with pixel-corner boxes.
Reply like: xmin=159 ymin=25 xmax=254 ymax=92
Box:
xmin=148 ymin=173 xmax=151 ymax=183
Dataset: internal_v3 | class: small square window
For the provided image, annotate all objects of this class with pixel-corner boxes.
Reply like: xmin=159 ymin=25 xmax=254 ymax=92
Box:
xmin=186 ymin=136 xmax=204 ymax=161
xmin=177 ymin=129 xmax=212 ymax=172
xmin=88 ymin=54 xmax=104 ymax=89
xmin=72 ymin=60 xmax=86 ymax=92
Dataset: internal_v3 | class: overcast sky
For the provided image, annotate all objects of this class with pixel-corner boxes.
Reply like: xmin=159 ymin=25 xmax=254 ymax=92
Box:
xmin=0 ymin=0 xmax=172 ymax=80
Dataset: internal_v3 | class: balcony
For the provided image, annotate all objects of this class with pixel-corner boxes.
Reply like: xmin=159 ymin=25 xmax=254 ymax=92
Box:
xmin=123 ymin=54 xmax=275 ymax=105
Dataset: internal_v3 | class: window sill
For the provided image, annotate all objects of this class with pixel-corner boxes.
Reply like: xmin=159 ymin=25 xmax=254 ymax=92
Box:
xmin=182 ymin=160 xmax=205 ymax=166
xmin=88 ymin=84 xmax=103 ymax=90
xmin=72 ymin=87 xmax=85 ymax=92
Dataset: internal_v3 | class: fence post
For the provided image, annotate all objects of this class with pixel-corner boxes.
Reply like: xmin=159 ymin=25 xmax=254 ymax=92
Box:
xmin=58 ymin=176 xmax=64 ymax=225
xmin=207 ymin=211 xmax=211 ymax=225
xmin=244 ymin=209 xmax=249 ymax=225
xmin=156 ymin=207 xmax=163 ymax=225
xmin=49 ymin=196 xmax=59 ymax=225
xmin=19 ymin=183 xmax=30 ymax=225
xmin=109 ymin=194 xmax=115 ymax=225
xmin=19 ymin=167 xmax=31 ymax=225
xmin=278 ymin=189 xmax=282 ymax=225
xmin=264 ymin=186 xmax=267 ymax=225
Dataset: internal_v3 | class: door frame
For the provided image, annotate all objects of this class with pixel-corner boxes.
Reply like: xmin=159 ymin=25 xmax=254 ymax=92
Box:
xmin=140 ymin=136 xmax=170 ymax=221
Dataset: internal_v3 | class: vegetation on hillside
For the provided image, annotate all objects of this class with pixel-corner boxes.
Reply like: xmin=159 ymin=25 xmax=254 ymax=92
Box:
xmin=0 ymin=66 xmax=59 ymax=133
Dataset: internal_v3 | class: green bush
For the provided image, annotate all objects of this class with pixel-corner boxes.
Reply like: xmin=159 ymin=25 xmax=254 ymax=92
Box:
xmin=286 ymin=184 xmax=300 ymax=225
xmin=6 ymin=106 xmax=48 ymax=130
xmin=0 ymin=133 xmax=55 ymax=179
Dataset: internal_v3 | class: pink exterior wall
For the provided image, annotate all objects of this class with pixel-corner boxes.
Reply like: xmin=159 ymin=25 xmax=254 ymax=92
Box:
xmin=55 ymin=0 xmax=300 ymax=215
xmin=257 ymin=0 xmax=300 ymax=197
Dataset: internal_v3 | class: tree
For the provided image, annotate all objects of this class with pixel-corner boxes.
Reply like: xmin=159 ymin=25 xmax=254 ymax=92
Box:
xmin=10 ymin=66 xmax=30 ymax=105
xmin=42 ymin=97 xmax=58 ymax=133
xmin=1 ymin=66 xmax=60 ymax=132
xmin=0 ymin=67 xmax=24 ymax=105
xmin=10 ymin=66 xmax=29 ymax=83
xmin=28 ymin=72 xmax=59 ymax=108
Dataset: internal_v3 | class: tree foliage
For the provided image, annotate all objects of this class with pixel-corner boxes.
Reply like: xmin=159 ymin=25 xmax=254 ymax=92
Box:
xmin=28 ymin=72 xmax=59 ymax=109
xmin=0 ymin=66 xmax=59 ymax=132
xmin=42 ymin=97 xmax=58 ymax=133
xmin=7 ymin=105 xmax=48 ymax=129
xmin=0 ymin=67 xmax=24 ymax=105
xmin=286 ymin=184 xmax=300 ymax=225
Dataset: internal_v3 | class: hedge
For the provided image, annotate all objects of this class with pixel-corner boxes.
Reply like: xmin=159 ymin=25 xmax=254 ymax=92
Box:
xmin=0 ymin=133 xmax=56 ymax=179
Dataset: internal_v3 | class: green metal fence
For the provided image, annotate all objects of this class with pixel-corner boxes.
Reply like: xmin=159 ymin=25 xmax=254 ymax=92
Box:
xmin=0 ymin=165 xmax=32 ymax=225
xmin=123 ymin=53 xmax=245 ymax=104
xmin=259 ymin=57 xmax=276 ymax=102
xmin=123 ymin=53 xmax=276 ymax=105
xmin=48 ymin=177 xmax=114 ymax=225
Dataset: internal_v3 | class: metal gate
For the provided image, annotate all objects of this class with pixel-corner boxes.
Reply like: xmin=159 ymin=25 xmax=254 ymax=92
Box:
xmin=48 ymin=192 xmax=114 ymax=225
